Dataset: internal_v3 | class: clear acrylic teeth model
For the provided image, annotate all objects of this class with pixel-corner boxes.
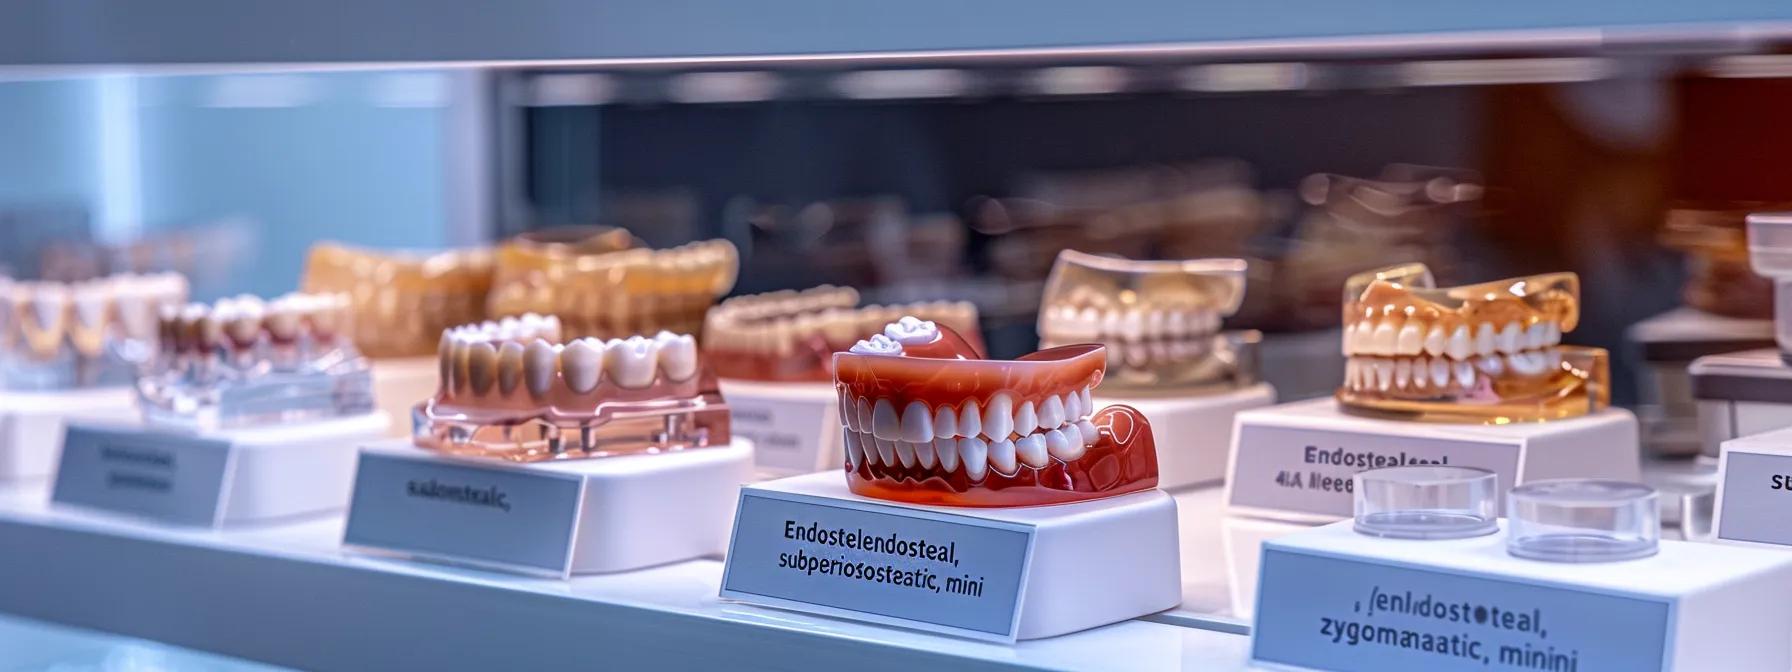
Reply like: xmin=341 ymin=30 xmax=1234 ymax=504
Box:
xmin=702 ymin=285 xmax=982 ymax=382
xmin=1506 ymin=479 xmax=1659 ymax=562
xmin=1036 ymin=250 xmax=1257 ymax=392
xmin=412 ymin=314 xmax=729 ymax=462
xmin=0 ymin=273 xmax=188 ymax=390
xmin=1353 ymin=466 xmax=1499 ymax=540
xmin=1337 ymin=262 xmax=1609 ymax=422
xmin=137 ymin=292 xmax=375 ymax=430
xmin=834 ymin=315 xmax=1157 ymax=507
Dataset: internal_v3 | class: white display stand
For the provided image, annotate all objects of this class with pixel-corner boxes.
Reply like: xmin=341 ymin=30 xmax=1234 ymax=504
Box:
xmin=1096 ymin=383 xmax=1275 ymax=490
xmin=1690 ymin=348 xmax=1792 ymax=459
xmin=0 ymin=386 xmax=138 ymax=480
xmin=343 ymin=438 xmax=754 ymax=578
xmin=718 ymin=378 xmax=842 ymax=477
xmin=1713 ymin=426 xmax=1792 ymax=548
xmin=1220 ymin=513 xmax=1311 ymax=620
xmin=370 ymin=357 xmax=440 ymax=437
xmin=50 ymin=411 xmax=389 ymax=527
xmin=720 ymin=472 xmax=1182 ymax=641
xmin=1224 ymin=397 xmax=1640 ymax=523
xmin=1250 ymin=521 xmax=1792 ymax=672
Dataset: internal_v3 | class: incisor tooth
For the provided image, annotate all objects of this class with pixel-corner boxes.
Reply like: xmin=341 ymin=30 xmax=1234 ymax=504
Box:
xmin=1430 ymin=358 xmax=1450 ymax=387
xmin=1016 ymin=433 xmax=1048 ymax=468
xmin=1446 ymin=325 xmax=1472 ymax=360
xmin=1039 ymin=394 xmax=1066 ymax=429
xmin=1474 ymin=322 xmax=1496 ymax=356
xmin=959 ymin=437 xmax=988 ymax=480
xmin=1361 ymin=360 xmax=1379 ymax=390
xmin=1496 ymin=322 xmax=1521 ymax=354
xmin=1423 ymin=324 xmax=1446 ymax=356
xmin=958 ymin=398 xmax=982 ymax=438
xmin=933 ymin=404 xmax=958 ymax=439
xmin=934 ymin=437 xmax=959 ymax=472
xmin=524 ymin=339 xmax=557 ymax=397
xmin=1370 ymin=320 xmax=1399 ymax=356
xmin=1351 ymin=321 xmax=1374 ymax=355
xmin=498 ymin=341 xmax=526 ymax=395
xmin=467 ymin=341 xmax=498 ymax=393
xmin=900 ymin=400 xmax=934 ymax=442
xmin=988 ymin=438 xmax=1018 ymax=475
xmin=1375 ymin=359 xmax=1394 ymax=391
xmin=983 ymin=393 xmax=1014 ymax=440
xmin=1395 ymin=358 xmax=1412 ymax=389
xmin=1014 ymin=400 xmax=1038 ymax=435
xmin=872 ymin=398 xmax=902 ymax=441
xmin=874 ymin=438 xmax=897 ymax=466
xmin=1454 ymin=360 xmax=1476 ymax=387
xmin=1412 ymin=358 xmax=1429 ymax=389
xmin=560 ymin=339 xmax=604 ymax=393
xmin=893 ymin=440 xmax=918 ymax=468
xmin=843 ymin=430 xmax=863 ymax=467
xmin=1396 ymin=322 xmax=1425 ymax=355
xmin=1064 ymin=390 xmax=1084 ymax=421
xmin=856 ymin=398 xmax=874 ymax=434
xmin=913 ymin=439 xmax=937 ymax=469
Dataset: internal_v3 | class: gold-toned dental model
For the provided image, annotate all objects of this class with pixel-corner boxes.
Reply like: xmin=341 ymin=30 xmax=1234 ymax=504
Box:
xmin=702 ymin=285 xmax=982 ymax=382
xmin=487 ymin=232 xmax=738 ymax=342
xmin=1661 ymin=203 xmax=1792 ymax=319
xmin=0 ymin=273 xmax=188 ymax=389
xmin=1037 ymin=250 xmax=1256 ymax=391
xmin=301 ymin=243 xmax=495 ymax=358
xmin=1336 ymin=263 xmax=1608 ymax=422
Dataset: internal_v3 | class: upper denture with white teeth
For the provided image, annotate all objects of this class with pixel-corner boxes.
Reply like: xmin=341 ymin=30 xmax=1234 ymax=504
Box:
xmin=833 ymin=314 xmax=1158 ymax=507
xmin=1335 ymin=262 xmax=1609 ymax=421
xmin=702 ymin=285 xmax=982 ymax=382
xmin=486 ymin=238 xmax=738 ymax=342
xmin=0 ymin=273 xmax=188 ymax=362
xmin=153 ymin=291 xmax=356 ymax=373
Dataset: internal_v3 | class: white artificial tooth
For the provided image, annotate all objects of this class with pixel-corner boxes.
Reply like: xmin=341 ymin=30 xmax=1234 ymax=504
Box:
xmin=1345 ymin=359 xmax=1361 ymax=390
xmin=1350 ymin=321 xmax=1374 ymax=355
xmin=1396 ymin=321 xmax=1425 ymax=355
xmin=882 ymin=315 xmax=940 ymax=346
xmin=843 ymin=431 xmax=863 ymax=467
xmin=855 ymin=433 xmax=878 ymax=466
xmin=914 ymin=439 xmax=937 ymax=470
xmin=1375 ymin=359 xmax=1394 ymax=391
xmin=1060 ymin=424 xmax=1085 ymax=456
xmin=856 ymin=397 xmax=874 ymax=434
xmin=874 ymin=438 xmax=898 ymax=466
xmin=1523 ymin=321 xmax=1544 ymax=349
xmin=1506 ymin=352 xmax=1539 ymax=376
xmin=467 ymin=341 xmax=499 ymax=393
xmin=604 ymin=336 xmax=661 ymax=388
xmin=1446 ymin=325 xmax=1472 ymax=360
xmin=1014 ymin=400 xmax=1039 ymax=435
xmin=1039 ymin=394 xmax=1066 ymax=429
xmin=1544 ymin=321 xmax=1561 ymax=345
xmin=1341 ymin=322 xmax=1358 ymax=355
xmin=900 ymin=400 xmax=934 ymax=442
xmin=959 ymin=437 xmax=988 ymax=481
xmin=654 ymin=331 xmax=699 ymax=381
xmin=893 ymin=440 xmax=918 ymax=469
xmin=850 ymin=333 xmax=903 ymax=355
xmin=498 ymin=341 xmax=526 ymax=395
xmin=932 ymin=404 xmax=959 ymax=439
xmin=1394 ymin=358 xmax=1412 ymax=389
xmin=1430 ymin=358 xmax=1450 ymax=387
xmin=1423 ymin=324 xmax=1447 ymax=357
xmin=958 ymin=398 xmax=982 ymax=438
xmin=838 ymin=388 xmax=855 ymax=430
xmin=1044 ymin=428 xmax=1083 ymax=461
xmin=1078 ymin=387 xmax=1092 ymax=415
xmin=1063 ymin=389 xmax=1085 ymax=421
xmin=560 ymin=338 xmax=604 ymax=393
xmin=1077 ymin=419 xmax=1099 ymax=446
xmin=1475 ymin=355 xmax=1505 ymax=376
xmin=1496 ymin=322 xmax=1521 ymax=354
xmin=1361 ymin=360 xmax=1379 ymax=390
xmin=523 ymin=339 xmax=558 ymax=397
xmin=872 ymin=398 xmax=902 ymax=441
xmin=1474 ymin=322 xmax=1495 ymax=356
xmin=988 ymin=438 xmax=1018 ymax=475
xmin=439 ymin=332 xmax=455 ymax=387
xmin=1370 ymin=319 xmax=1399 ymax=356
xmin=983 ymin=393 xmax=1015 ymax=440
xmin=1412 ymin=358 xmax=1429 ymax=389
xmin=1116 ymin=309 xmax=1145 ymax=342
xmin=1016 ymin=433 xmax=1049 ymax=468
xmin=934 ymin=437 xmax=959 ymax=472
xmin=71 ymin=286 xmax=107 ymax=327
xmin=1454 ymin=360 xmax=1476 ymax=387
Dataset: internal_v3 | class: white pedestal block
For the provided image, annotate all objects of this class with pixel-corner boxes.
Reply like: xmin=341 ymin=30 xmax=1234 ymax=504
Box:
xmin=1096 ymin=383 xmax=1275 ymax=490
xmin=51 ymin=412 xmax=389 ymax=527
xmin=0 ymin=387 xmax=138 ymax=480
xmin=719 ymin=378 xmax=842 ymax=477
xmin=1220 ymin=514 xmax=1311 ymax=620
xmin=344 ymin=438 xmax=754 ymax=577
xmin=370 ymin=357 xmax=439 ymax=437
xmin=1224 ymin=397 xmax=1640 ymax=523
xmin=720 ymin=472 xmax=1181 ymax=641
xmin=1251 ymin=521 xmax=1792 ymax=672
xmin=1714 ymin=426 xmax=1792 ymax=547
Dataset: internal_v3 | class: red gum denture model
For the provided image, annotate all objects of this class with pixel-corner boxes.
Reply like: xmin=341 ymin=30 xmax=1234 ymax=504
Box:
xmin=833 ymin=316 xmax=1158 ymax=507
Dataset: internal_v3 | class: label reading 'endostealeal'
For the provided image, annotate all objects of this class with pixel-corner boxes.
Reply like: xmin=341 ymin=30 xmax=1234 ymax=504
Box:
xmin=1229 ymin=424 xmax=1520 ymax=517
xmin=720 ymin=489 xmax=1034 ymax=641
xmin=52 ymin=423 xmax=234 ymax=526
xmin=1253 ymin=547 xmax=1670 ymax=672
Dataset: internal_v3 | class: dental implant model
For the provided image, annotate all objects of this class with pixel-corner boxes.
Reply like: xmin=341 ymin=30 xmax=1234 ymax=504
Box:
xmin=486 ymin=232 xmax=737 ymax=341
xmin=136 ymin=292 xmax=376 ymax=429
xmin=1336 ymin=262 xmax=1609 ymax=422
xmin=0 ymin=273 xmax=188 ymax=390
xmin=703 ymin=285 xmax=981 ymax=382
xmin=834 ymin=315 xmax=1157 ymax=507
xmin=301 ymin=242 xmax=496 ymax=359
xmin=411 ymin=314 xmax=728 ymax=462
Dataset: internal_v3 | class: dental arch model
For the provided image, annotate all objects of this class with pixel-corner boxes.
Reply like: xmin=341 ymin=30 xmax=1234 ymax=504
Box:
xmin=486 ymin=237 xmax=738 ymax=341
xmin=834 ymin=316 xmax=1157 ymax=507
xmin=1336 ymin=263 xmax=1609 ymax=422
xmin=0 ymin=273 xmax=188 ymax=390
xmin=412 ymin=314 xmax=728 ymax=462
xmin=301 ymin=242 xmax=496 ymax=359
xmin=702 ymin=285 xmax=982 ymax=382
xmin=1036 ymin=250 xmax=1256 ymax=391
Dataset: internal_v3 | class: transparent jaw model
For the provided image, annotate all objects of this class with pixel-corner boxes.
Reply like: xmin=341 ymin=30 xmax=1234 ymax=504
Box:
xmin=1036 ymin=250 xmax=1256 ymax=393
xmin=834 ymin=316 xmax=1158 ymax=507
xmin=1745 ymin=213 xmax=1792 ymax=358
xmin=412 ymin=314 xmax=729 ymax=462
xmin=1336 ymin=263 xmax=1609 ymax=422
xmin=137 ymin=293 xmax=375 ymax=430
xmin=0 ymin=273 xmax=188 ymax=391
xmin=301 ymin=242 xmax=495 ymax=359
xmin=702 ymin=285 xmax=983 ymax=383
xmin=485 ymin=233 xmax=738 ymax=342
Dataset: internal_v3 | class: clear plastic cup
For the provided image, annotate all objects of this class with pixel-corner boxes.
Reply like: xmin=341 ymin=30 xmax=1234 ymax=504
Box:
xmin=1507 ymin=479 xmax=1660 ymax=563
xmin=1352 ymin=466 xmax=1499 ymax=540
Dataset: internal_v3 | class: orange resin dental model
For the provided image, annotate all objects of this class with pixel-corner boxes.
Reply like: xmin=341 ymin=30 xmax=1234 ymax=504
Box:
xmin=301 ymin=243 xmax=495 ymax=358
xmin=1336 ymin=263 xmax=1609 ymax=422
xmin=702 ymin=285 xmax=981 ymax=382
xmin=834 ymin=316 xmax=1157 ymax=507
xmin=486 ymin=234 xmax=737 ymax=341
xmin=412 ymin=313 xmax=730 ymax=461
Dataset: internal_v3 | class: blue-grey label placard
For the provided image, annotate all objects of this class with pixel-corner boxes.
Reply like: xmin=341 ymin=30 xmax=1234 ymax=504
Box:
xmin=1717 ymin=451 xmax=1792 ymax=545
xmin=1229 ymin=424 xmax=1519 ymax=518
xmin=343 ymin=451 xmax=585 ymax=576
xmin=1252 ymin=546 xmax=1672 ymax=672
xmin=52 ymin=423 xmax=234 ymax=526
xmin=719 ymin=489 xmax=1035 ymax=641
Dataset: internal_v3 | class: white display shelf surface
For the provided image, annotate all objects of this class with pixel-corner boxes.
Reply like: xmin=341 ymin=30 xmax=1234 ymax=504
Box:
xmin=0 ymin=481 xmax=1253 ymax=671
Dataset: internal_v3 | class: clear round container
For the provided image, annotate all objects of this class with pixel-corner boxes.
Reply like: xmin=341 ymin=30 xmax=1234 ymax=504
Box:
xmin=1353 ymin=466 xmax=1499 ymax=540
xmin=1507 ymin=479 xmax=1659 ymax=563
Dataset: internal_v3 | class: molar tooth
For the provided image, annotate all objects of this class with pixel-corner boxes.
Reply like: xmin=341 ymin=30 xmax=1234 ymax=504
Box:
xmin=560 ymin=338 xmax=604 ymax=393
xmin=933 ymin=404 xmax=958 ymax=439
xmin=1423 ymin=324 xmax=1446 ymax=356
xmin=1475 ymin=355 xmax=1505 ymax=376
xmin=958 ymin=399 xmax=982 ymax=438
xmin=524 ymin=339 xmax=557 ymax=397
xmin=882 ymin=315 xmax=939 ymax=346
xmin=654 ymin=331 xmax=699 ymax=381
xmin=1369 ymin=319 xmax=1399 ymax=356
xmin=959 ymin=437 xmax=988 ymax=481
xmin=1496 ymin=322 xmax=1521 ymax=354
xmin=1039 ymin=394 xmax=1066 ymax=429
xmin=1430 ymin=357 xmax=1450 ymax=387
xmin=934 ymin=437 xmax=959 ymax=473
xmin=913 ymin=439 xmax=937 ymax=470
xmin=1016 ymin=433 xmax=1049 ymax=468
xmin=893 ymin=441 xmax=918 ymax=469
xmin=1077 ymin=419 xmax=1099 ymax=446
xmin=467 ymin=341 xmax=498 ymax=393
xmin=856 ymin=397 xmax=873 ymax=434
xmin=874 ymin=438 xmax=897 ymax=466
xmin=1060 ymin=424 xmax=1085 ymax=456
xmin=497 ymin=341 xmax=526 ymax=395
xmin=988 ymin=438 xmax=1018 ymax=475
xmin=872 ymin=398 xmax=902 ymax=441
xmin=1014 ymin=400 xmax=1039 ymax=435
xmin=1396 ymin=321 xmax=1425 ymax=355
xmin=605 ymin=336 xmax=661 ymax=388
xmin=1454 ymin=360 xmax=1476 ymax=387
xmin=1394 ymin=358 xmax=1412 ymax=389
xmin=1375 ymin=359 xmax=1394 ymax=391
xmin=900 ymin=400 xmax=934 ymax=442
xmin=983 ymin=393 xmax=1015 ymax=440
xmin=1474 ymin=322 xmax=1496 ymax=356
xmin=1446 ymin=325 xmax=1472 ymax=360
xmin=1044 ymin=428 xmax=1083 ymax=461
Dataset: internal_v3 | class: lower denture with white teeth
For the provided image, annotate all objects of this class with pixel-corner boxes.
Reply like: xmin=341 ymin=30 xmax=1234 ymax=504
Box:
xmin=834 ymin=315 xmax=1157 ymax=507
xmin=0 ymin=273 xmax=188 ymax=389
xmin=702 ymin=285 xmax=983 ymax=382
xmin=412 ymin=314 xmax=728 ymax=462
xmin=1336 ymin=263 xmax=1610 ymax=422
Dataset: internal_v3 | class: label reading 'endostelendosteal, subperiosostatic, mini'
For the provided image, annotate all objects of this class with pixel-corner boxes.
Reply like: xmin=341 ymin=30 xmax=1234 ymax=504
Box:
xmin=1253 ymin=547 xmax=1670 ymax=672
xmin=720 ymin=489 xmax=1034 ymax=641
xmin=1229 ymin=424 xmax=1520 ymax=517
